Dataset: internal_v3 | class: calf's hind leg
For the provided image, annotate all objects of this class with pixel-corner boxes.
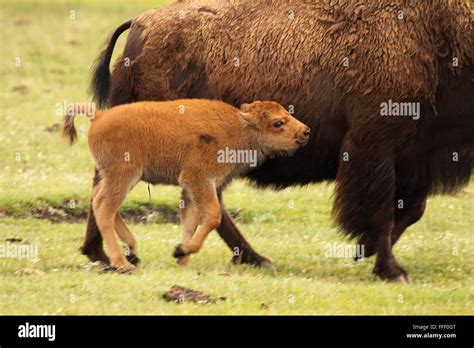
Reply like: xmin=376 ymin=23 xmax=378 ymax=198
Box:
xmin=115 ymin=213 xmax=140 ymax=265
xmin=93 ymin=178 xmax=134 ymax=273
xmin=173 ymin=178 xmax=221 ymax=259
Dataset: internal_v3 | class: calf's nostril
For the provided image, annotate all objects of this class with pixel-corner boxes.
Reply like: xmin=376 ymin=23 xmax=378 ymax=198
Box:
xmin=303 ymin=128 xmax=311 ymax=137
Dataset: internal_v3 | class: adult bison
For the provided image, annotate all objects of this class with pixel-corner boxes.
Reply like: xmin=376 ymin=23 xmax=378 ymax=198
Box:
xmin=84 ymin=0 xmax=474 ymax=282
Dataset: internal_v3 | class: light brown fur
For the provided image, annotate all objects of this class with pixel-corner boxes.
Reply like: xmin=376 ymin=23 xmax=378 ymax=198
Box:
xmin=63 ymin=99 xmax=309 ymax=271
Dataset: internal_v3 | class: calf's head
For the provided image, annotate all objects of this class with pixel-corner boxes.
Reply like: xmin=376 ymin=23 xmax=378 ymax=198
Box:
xmin=238 ymin=101 xmax=310 ymax=157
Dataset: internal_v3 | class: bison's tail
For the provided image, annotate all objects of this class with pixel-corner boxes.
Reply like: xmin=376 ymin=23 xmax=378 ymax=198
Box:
xmin=89 ymin=20 xmax=132 ymax=109
xmin=62 ymin=103 xmax=97 ymax=145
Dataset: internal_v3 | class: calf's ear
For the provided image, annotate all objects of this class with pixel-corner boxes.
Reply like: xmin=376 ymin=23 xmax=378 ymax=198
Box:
xmin=237 ymin=111 xmax=259 ymax=129
xmin=240 ymin=103 xmax=251 ymax=112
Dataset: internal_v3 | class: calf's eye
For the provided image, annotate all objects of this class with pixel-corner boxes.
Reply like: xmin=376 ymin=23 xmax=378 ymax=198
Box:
xmin=273 ymin=121 xmax=284 ymax=129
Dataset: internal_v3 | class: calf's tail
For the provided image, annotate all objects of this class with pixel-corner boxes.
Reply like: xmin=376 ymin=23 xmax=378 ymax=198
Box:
xmin=62 ymin=103 xmax=97 ymax=145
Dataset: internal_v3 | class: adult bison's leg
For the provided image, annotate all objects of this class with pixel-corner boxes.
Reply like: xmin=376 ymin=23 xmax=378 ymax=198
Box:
xmin=334 ymin=132 xmax=408 ymax=282
xmin=392 ymin=189 xmax=428 ymax=247
xmin=217 ymin=192 xmax=273 ymax=267
xmin=360 ymin=188 xmax=428 ymax=258
xmin=370 ymin=207 xmax=409 ymax=283
xmin=80 ymin=169 xmax=110 ymax=265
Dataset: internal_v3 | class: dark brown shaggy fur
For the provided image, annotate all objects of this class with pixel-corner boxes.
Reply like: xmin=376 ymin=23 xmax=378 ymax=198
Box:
xmin=87 ymin=0 xmax=474 ymax=282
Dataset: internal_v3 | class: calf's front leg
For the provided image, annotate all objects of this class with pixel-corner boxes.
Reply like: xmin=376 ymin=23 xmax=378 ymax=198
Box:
xmin=176 ymin=190 xmax=200 ymax=266
xmin=173 ymin=179 xmax=221 ymax=259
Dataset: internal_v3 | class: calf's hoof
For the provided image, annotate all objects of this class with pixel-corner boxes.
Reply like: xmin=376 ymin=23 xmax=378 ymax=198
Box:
xmin=173 ymin=244 xmax=189 ymax=259
xmin=373 ymin=263 xmax=409 ymax=284
xmin=126 ymin=253 xmax=141 ymax=266
xmin=176 ymin=255 xmax=190 ymax=267
xmin=231 ymin=248 xmax=273 ymax=268
xmin=116 ymin=264 xmax=136 ymax=274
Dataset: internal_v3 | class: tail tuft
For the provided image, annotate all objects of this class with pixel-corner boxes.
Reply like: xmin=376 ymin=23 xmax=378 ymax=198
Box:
xmin=89 ymin=20 xmax=132 ymax=109
xmin=62 ymin=115 xmax=78 ymax=145
xmin=62 ymin=103 xmax=96 ymax=145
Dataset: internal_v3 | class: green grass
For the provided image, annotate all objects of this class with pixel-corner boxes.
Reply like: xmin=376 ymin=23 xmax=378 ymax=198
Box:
xmin=0 ymin=0 xmax=473 ymax=315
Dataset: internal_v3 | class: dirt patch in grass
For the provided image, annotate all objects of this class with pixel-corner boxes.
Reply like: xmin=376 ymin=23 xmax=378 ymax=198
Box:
xmin=0 ymin=199 xmax=242 ymax=224
xmin=163 ymin=285 xmax=226 ymax=304
xmin=0 ymin=200 xmax=179 ymax=224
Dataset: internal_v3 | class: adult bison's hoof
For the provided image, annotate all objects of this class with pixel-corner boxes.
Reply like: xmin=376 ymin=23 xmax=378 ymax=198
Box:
xmin=80 ymin=246 xmax=110 ymax=266
xmin=231 ymin=248 xmax=273 ymax=268
xmin=388 ymin=273 xmax=410 ymax=284
xmin=126 ymin=253 xmax=141 ymax=266
xmin=373 ymin=263 xmax=409 ymax=284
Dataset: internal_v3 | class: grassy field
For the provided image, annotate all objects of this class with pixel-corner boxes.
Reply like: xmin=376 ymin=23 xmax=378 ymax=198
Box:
xmin=0 ymin=0 xmax=473 ymax=315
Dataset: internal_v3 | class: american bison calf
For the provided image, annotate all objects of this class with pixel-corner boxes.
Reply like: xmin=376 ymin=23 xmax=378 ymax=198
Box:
xmin=63 ymin=99 xmax=310 ymax=272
